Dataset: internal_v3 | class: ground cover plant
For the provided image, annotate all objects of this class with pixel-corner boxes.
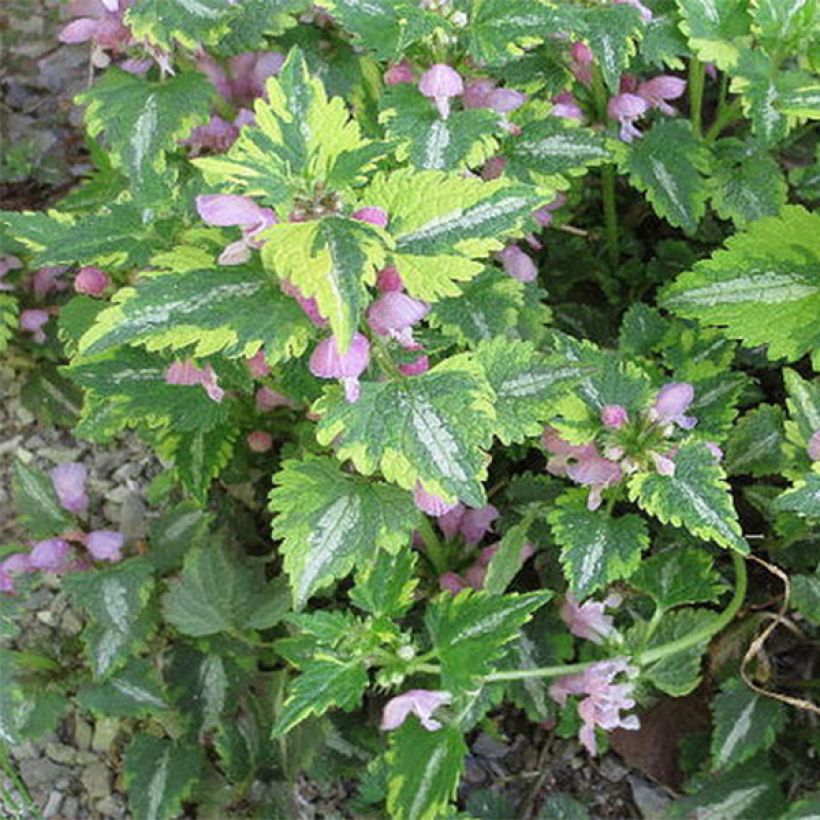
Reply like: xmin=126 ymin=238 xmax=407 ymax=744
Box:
xmin=1 ymin=0 xmax=819 ymax=817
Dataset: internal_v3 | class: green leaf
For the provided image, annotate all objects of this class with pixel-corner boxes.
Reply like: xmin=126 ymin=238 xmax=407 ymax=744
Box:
xmin=426 ymin=590 xmax=550 ymax=692
xmin=194 ymin=48 xmax=388 ymax=209
xmin=349 ymin=549 xmax=418 ymax=618
xmin=619 ymin=303 xmax=670 ymax=357
xmin=77 ymin=658 xmax=168 ymax=718
xmin=730 ymin=51 xmax=788 ymax=146
xmin=505 ymin=118 xmax=611 ymax=182
xmin=272 ymin=657 xmax=368 ymax=737
xmin=674 ymin=0 xmax=752 ymax=69
xmin=162 ymin=424 xmax=238 ymax=502
xmin=711 ymin=680 xmax=785 ymax=772
xmin=483 ymin=516 xmax=535 ymax=595
xmin=77 ymin=70 xmax=211 ymax=203
xmin=665 ymin=758 xmax=785 ymax=819
xmin=261 ymin=216 xmax=386 ymax=350
xmin=709 ymin=138 xmax=788 ymax=227
xmin=475 ymin=337 xmax=588 ymax=445
xmin=315 ymin=355 xmax=496 ymax=507
xmin=753 ymin=0 xmax=818 ymax=51
xmin=146 ymin=501 xmax=213 ymax=573
xmin=386 ymin=722 xmax=467 ymax=820
xmin=660 ymin=206 xmax=820 ymax=363
xmin=577 ymin=4 xmax=645 ymax=92
xmin=269 ymin=456 xmax=419 ymax=608
xmin=67 ymin=348 xmax=230 ymax=435
xmin=163 ymin=544 xmax=277 ymax=637
xmin=165 ymin=647 xmax=233 ymax=737
xmin=644 ymin=607 xmax=716 ymax=696
xmin=381 ymin=85 xmax=499 ymax=171
xmin=784 ymin=368 xmax=820 ymax=449
xmin=628 ymin=442 xmax=748 ymax=553
xmin=124 ymin=735 xmax=202 ymax=820
xmin=773 ymin=473 xmax=820 ymax=520
xmin=126 ymin=0 xmax=237 ymax=50
xmin=428 ymin=268 xmax=524 ymax=348
xmin=79 ymin=263 xmax=312 ymax=362
xmin=0 ymin=204 xmax=158 ymax=270
xmin=621 ymin=119 xmax=710 ymax=233
xmin=549 ymin=491 xmax=649 ymax=599
xmin=365 ymin=170 xmax=545 ymax=301
xmin=0 ymin=293 xmax=16 ymax=353
xmin=464 ymin=0 xmax=559 ymax=64
xmin=12 ymin=460 xmax=73 ymax=539
xmin=640 ymin=15 xmax=689 ymax=70
xmin=790 ymin=567 xmax=820 ymax=625
xmin=65 ymin=558 xmax=156 ymax=679
xmin=630 ymin=546 xmax=725 ymax=611
xmin=725 ymin=405 xmax=786 ymax=477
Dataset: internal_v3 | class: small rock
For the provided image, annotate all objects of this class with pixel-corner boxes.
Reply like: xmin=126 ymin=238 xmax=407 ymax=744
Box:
xmin=472 ymin=732 xmax=509 ymax=759
xmin=106 ymin=486 xmax=133 ymax=505
xmin=103 ymin=501 xmax=122 ymax=524
xmin=92 ymin=717 xmax=120 ymax=753
xmin=18 ymin=758 xmax=71 ymax=790
xmin=10 ymin=741 xmax=39 ymax=761
xmin=96 ymin=793 xmax=127 ymax=817
xmin=73 ymin=716 xmax=94 ymax=751
xmin=62 ymin=797 xmax=80 ymax=817
xmin=628 ymin=775 xmax=672 ymax=819
xmin=60 ymin=609 xmax=84 ymax=636
xmin=599 ymin=754 xmax=629 ymax=783
xmin=42 ymin=790 xmax=63 ymax=817
xmin=119 ymin=493 xmax=147 ymax=541
xmin=36 ymin=609 xmax=58 ymax=627
xmin=82 ymin=761 xmax=111 ymax=801
xmin=45 ymin=742 xmax=77 ymax=765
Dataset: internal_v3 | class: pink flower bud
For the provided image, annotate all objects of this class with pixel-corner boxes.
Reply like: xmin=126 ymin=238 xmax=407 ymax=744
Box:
xmin=601 ymin=405 xmax=629 ymax=429
xmin=255 ymin=387 xmax=293 ymax=412
xmin=488 ymin=88 xmax=527 ymax=114
xmin=439 ymin=572 xmax=467 ymax=595
xmin=309 ymin=333 xmax=370 ymax=402
xmin=498 ymin=245 xmax=537 ymax=283
xmin=86 ymin=530 xmax=124 ymax=562
xmin=32 ymin=267 xmax=67 ymax=298
xmin=74 ymin=266 xmax=111 ymax=296
xmin=560 ymin=592 xmax=621 ymax=644
xmin=20 ymin=308 xmax=50 ymax=342
xmin=570 ymin=42 xmax=594 ymax=86
xmin=196 ymin=194 xmax=267 ymax=227
xmin=419 ymin=64 xmax=464 ymax=119
xmin=50 ymin=462 xmax=89 ymax=515
xmin=381 ymin=689 xmax=452 ymax=731
xmin=245 ymin=348 xmax=271 ymax=379
xmin=651 ymin=452 xmax=677 ymax=477
xmin=413 ymin=482 xmax=458 ymax=516
xmin=367 ymin=292 xmax=429 ymax=348
xmin=165 ymin=360 xmax=224 ymax=403
xmin=608 ymin=93 xmax=648 ymax=142
xmin=809 ymin=431 xmax=820 ymax=462
xmin=385 ymin=61 xmax=414 ymax=85
xmin=376 ymin=265 xmax=404 ymax=293
xmin=481 ymin=155 xmax=507 ymax=181
xmin=29 ymin=538 xmax=71 ymax=572
xmin=399 ymin=354 xmax=430 ymax=376
xmin=352 ymin=207 xmax=388 ymax=229
xmin=637 ymin=75 xmax=687 ymax=116
xmin=460 ymin=504 xmax=499 ymax=545
xmin=247 ymin=430 xmax=273 ymax=452
xmin=437 ymin=504 xmax=466 ymax=539
xmin=551 ymin=92 xmax=584 ymax=122
xmin=533 ymin=193 xmax=567 ymax=227
xmin=462 ymin=78 xmax=496 ymax=109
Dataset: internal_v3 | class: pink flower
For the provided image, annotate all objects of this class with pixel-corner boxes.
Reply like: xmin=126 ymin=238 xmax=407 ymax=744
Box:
xmin=608 ymin=93 xmax=648 ymax=142
xmin=29 ymin=539 xmax=72 ymax=572
xmin=0 ymin=255 xmax=22 ymax=291
xmin=498 ymin=245 xmax=537 ymax=283
xmin=86 ymin=530 xmax=124 ymax=562
xmin=601 ymin=405 xmax=629 ymax=429
xmin=808 ymin=431 xmax=820 ymax=462
xmin=463 ymin=78 xmax=496 ymax=109
xmin=542 ymin=428 xmax=598 ymax=477
xmin=165 ymin=360 xmax=225 ymax=403
xmin=533 ymin=193 xmax=567 ymax=228
xmin=637 ymin=75 xmax=687 ymax=116
xmin=651 ymin=382 xmax=697 ymax=430
xmin=613 ymin=0 xmax=652 ymax=23
xmin=437 ymin=504 xmax=466 ymax=539
xmin=439 ymin=571 xmax=467 ymax=594
xmin=385 ymin=61 xmax=414 ymax=85
xmin=549 ymin=658 xmax=640 ymax=755
xmin=570 ymin=42 xmax=594 ymax=86
xmin=247 ymin=430 xmax=273 ymax=452
xmin=255 ymin=387 xmax=294 ymax=412
xmin=376 ymin=265 xmax=404 ymax=293
xmin=367 ymin=292 xmax=429 ymax=349
xmin=560 ymin=592 xmax=622 ymax=644
xmin=74 ymin=266 xmax=111 ymax=297
xmin=399 ymin=355 xmax=430 ymax=376
xmin=352 ymin=207 xmax=388 ymax=228
xmin=59 ymin=0 xmax=133 ymax=68
xmin=19 ymin=309 xmax=50 ymax=342
xmin=279 ymin=279 xmax=327 ymax=326
xmin=705 ymin=442 xmax=724 ymax=462
xmin=198 ymin=50 xmax=284 ymax=105
xmin=50 ymin=462 xmax=89 ymax=515
xmin=245 ymin=348 xmax=271 ymax=379
xmin=414 ymin=482 xmax=458 ymax=516
xmin=551 ymin=91 xmax=584 ymax=122
xmin=419 ymin=64 xmax=464 ymax=119
xmin=196 ymin=194 xmax=278 ymax=264
xmin=32 ymin=266 xmax=68 ymax=298
xmin=460 ymin=505 xmax=500 ymax=545
xmin=0 ymin=553 xmax=32 ymax=593
xmin=183 ymin=115 xmax=239 ymax=155
xmin=481 ymin=156 xmax=507 ymax=181
xmin=566 ymin=455 xmax=623 ymax=511
xmin=381 ymin=689 xmax=452 ymax=731
xmin=309 ymin=333 xmax=370 ymax=402
xmin=488 ymin=88 xmax=527 ymax=114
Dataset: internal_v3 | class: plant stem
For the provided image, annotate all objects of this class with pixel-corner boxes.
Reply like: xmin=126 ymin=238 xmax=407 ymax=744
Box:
xmin=417 ymin=516 xmax=447 ymax=576
xmin=705 ymin=98 xmax=743 ymax=143
xmin=688 ymin=58 xmax=705 ymax=138
xmin=601 ymin=164 xmax=619 ymax=270
xmin=473 ymin=552 xmax=747 ymax=684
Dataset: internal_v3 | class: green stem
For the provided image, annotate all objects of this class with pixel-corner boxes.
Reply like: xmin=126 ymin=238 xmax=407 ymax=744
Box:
xmin=688 ymin=58 xmax=705 ymax=139
xmin=417 ymin=516 xmax=447 ymax=576
xmin=705 ymin=98 xmax=743 ymax=143
xmin=467 ymin=552 xmax=747 ymax=684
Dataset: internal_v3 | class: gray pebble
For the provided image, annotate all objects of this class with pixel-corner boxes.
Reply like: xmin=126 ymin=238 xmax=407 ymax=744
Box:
xmin=73 ymin=717 xmax=93 ymax=751
xmin=42 ymin=790 xmax=63 ymax=817
xmin=19 ymin=758 xmax=71 ymax=790
xmin=45 ymin=742 xmax=78 ymax=765
xmin=92 ymin=718 xmax=120 ymax=753
xmin=81 ymin=761 xmax=111 ymax=801
xmin=628 ymin=774 xmax=672 ymax=819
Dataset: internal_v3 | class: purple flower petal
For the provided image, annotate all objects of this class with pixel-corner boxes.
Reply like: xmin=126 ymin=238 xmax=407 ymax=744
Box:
xmin=413 ymin=482 xmax=458 ymax=516
xmin=196 ymin=194 xmax=267 ymax=227
xmin=29 ymin=539 xmax=72 ymax=572
xmin=351 ymin=207 xmax=388 ymax=229
xmin=600 ymin=404 xmax=629 ymax=429
xmin=50 ymin=462 xmax=89 ymax=515
xmin=498 ymin=245 xmax=537 ymax=282
xmin=86 ymin=530 xmax=124 ymax=562
xmin=380 ymin=689 xmax=452 ymax=732
xmin=808 ymin=431 xmax=820 ymax=462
